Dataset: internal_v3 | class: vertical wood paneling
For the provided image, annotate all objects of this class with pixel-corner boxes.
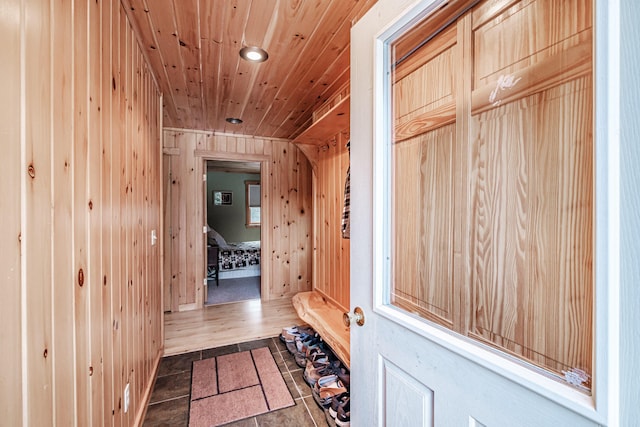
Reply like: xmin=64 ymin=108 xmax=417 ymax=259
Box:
xmin=122 ymin=17 xmax=133 ymax=426
xmin=88 ymin=1 xmax=104 ymax=424
xmin=194 ymin=151 xmax=204 ymax=308
xmin=162 ymin=135 xmax=174 ymax=313
xmin=470 ymin=77 xmax=594 ymax=376
xmin=73 ymin=0 xmax=91 ymax=422
xmin=163 ymin=130 xmax=313 ymax=311
xmin=184 ymin=135 xmax=197 ymax=306
xmin=311 ymin=133 xmax=351 ymax=311
xmin=112 ymin=8 xmax=126 ymax=427
xmin=0 ymin=0 xmax=23 ymax=422
xmin=131 ymin=13 xmax=140 ymax=420
xmin=100 ymin=1 xmax=114 ymax=424
xmin=51 ymin=0 xmax=76 ymax=424
xmin=273 ymin=143 xmax=291 ymax=296
xmin=24 ymin=0 xmax=54 ymax=422
xmin=393 ymin=126 xmax=456 ymax=327
xmin=0 ymin=1 xmax=163 ymax=425
xmin=115 ymin=8 xmax=128 ymax=426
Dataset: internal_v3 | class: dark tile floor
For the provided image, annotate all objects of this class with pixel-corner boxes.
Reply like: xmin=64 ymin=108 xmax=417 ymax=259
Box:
xmin=143 ymin=337 xmax=330 ymax=426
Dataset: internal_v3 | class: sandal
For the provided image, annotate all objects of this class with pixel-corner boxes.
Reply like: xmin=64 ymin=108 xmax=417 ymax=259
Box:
xmin=279 ymin=325 xmax=314 ymax=342
xmin=304 ymin=361 xmax=332 ymax=387
xmin=312 ymin=374 xmax=348 ymax=408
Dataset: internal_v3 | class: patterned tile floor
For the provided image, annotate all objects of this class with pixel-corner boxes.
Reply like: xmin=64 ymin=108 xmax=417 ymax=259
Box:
xmin=143 ymin=337 xmax=329 ymax=426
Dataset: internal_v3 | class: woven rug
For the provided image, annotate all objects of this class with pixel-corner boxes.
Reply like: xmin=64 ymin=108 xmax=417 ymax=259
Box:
xmin=189 ymin=347 xmax=294 ymax=426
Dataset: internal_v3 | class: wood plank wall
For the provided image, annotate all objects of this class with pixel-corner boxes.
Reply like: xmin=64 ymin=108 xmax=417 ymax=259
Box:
xmin=0 ymin=1 xmax=163 ymax=425
xmin=305 ymin=133 xmax=352 ymax=312
xmin=163 ymin=129 xmax=313 ymax=311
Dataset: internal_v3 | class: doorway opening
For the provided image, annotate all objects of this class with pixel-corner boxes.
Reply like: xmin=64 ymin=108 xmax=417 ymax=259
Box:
xmin=204 ymin=159 xmax=262 ymax=305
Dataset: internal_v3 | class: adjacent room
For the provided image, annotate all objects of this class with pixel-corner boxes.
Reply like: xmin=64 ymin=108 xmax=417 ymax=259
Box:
xmin=205 ymin=160 xmax=262 ymax=305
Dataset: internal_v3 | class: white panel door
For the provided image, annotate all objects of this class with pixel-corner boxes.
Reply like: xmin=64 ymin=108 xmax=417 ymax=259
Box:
xmin=348 ymin=0 xmax=614 ymax=425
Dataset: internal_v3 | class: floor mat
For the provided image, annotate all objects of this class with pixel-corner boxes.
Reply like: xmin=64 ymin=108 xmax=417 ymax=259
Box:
xmin=188 ymin=347 xmax=294 ymax=426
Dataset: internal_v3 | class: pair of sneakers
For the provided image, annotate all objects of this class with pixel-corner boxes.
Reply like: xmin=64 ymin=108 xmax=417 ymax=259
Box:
xmin=328 ymin=393 xmax=350 ymax=427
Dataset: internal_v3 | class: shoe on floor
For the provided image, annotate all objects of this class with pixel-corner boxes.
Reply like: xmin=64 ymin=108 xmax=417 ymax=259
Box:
xmin=335 ymin=396 xmax=350 ymax=426
xmin=304 ymin=360 xmax=332 ymax=387
xmin=329 ymin=393 xmax=349 ymax=419
xmin=312 ymin=374 xmax=348 ymax=408
xmin=279 ymin=325 xmax=315 ymax=342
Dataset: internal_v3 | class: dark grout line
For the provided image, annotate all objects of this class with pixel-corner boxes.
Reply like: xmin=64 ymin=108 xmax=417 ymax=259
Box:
xmin=147 ymin=394 xmax=190 ymax=406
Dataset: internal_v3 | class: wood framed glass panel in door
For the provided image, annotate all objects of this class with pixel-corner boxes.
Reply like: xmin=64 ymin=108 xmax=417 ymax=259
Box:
xmin=389 ymin=0 xmax=594 ymax=392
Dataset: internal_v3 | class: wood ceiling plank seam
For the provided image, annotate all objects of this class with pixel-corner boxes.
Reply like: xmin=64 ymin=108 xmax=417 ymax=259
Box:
xmin=119 ymin=0 xmax=162 ymax=92
xmin=199 ymin=0 xmax=226 ymax=130
xmin=254 ymin=0 xmax=357 ymax=137
xmin=196 ymin=0 xmax=205 ymax=130
xmin=241 ymin=0 xmax=278 ymax=47
xmin=240 ymin=0 xmax=320 ymax=136
xmin=268 ymin=0 xmax=370 ymax=137
xmin=222 ymin=0 xmax=276 ymax=131
xmin=172 ymin=0 xmax=204 ymax=128
xmin=135 ymin=0 xmax=183 ymax=128
xmin=251 ymin=0 xmax=340 ymax=137
xmin=145 ymin=0 xmax=191 ymax=127
xmin=121 ymin=0 xmax=180 ymax=126
xmin=218 ymin=1 xmax=253 ymax=134
xmin=281 ymin=0 xmax=376 ymax=137
xmin=168 ymin=0 xmax=197 ymax=127
xmin=234 ymin=0 xmax=280 ymax=125
xmin=290 ymin=64 xmax=351 ymax=139
xmin=290 ymin=46 xmax=351 ymax=132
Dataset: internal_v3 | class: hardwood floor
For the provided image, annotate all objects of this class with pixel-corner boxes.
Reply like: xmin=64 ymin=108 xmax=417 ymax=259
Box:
xmin=163 ymin=297 xmax=304 ymax=356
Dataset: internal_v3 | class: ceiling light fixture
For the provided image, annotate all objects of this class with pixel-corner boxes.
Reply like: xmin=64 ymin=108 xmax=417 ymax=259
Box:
xmin=226 ymin=117 xmax=243 ymax=124
xmin=239 ymin=46 xmax=268 ymax=63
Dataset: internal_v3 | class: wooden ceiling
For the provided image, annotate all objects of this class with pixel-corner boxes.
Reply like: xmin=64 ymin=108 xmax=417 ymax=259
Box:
xmin=124 ymin=0 xmax=377 ymax=139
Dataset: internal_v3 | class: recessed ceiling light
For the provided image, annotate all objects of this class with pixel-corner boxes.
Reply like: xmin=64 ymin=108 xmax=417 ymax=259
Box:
xmin=239 ymin=46 xmax=268 ymax=63
xmin=226 ymin=117 xmax=243 ymax=124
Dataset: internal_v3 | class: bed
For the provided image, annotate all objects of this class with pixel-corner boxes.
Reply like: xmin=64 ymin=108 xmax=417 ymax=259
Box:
xmin=207 ymin=227 xmax=261 ymax=280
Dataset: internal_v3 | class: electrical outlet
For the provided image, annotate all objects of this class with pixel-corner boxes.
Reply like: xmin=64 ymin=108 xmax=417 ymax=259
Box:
xmin=124 ymin=383 xmax=130 ymax=413
xmin=151 ymin=229 xmax=157 ymax=246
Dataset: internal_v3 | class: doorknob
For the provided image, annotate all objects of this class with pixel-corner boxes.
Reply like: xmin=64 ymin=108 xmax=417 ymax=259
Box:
xmin=343 ymin=307 xmax=365 ymax=327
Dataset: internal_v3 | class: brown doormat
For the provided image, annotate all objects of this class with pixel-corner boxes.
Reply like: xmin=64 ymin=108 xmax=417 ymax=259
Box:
xmin=189 ymin=347 xmax=295 ymax=426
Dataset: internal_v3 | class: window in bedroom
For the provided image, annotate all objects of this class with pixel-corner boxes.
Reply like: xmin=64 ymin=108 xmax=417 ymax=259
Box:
xmin=246 ymin=181 xmax=261 ymax=227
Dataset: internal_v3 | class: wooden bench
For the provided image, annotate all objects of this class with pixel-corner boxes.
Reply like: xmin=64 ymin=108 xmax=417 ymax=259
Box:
xmin=292 ymin=291 xmax=350 ymax=368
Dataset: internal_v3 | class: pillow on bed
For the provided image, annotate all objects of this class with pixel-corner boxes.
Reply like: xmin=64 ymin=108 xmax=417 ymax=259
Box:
xmin=207 ymin=226 xmax=228 ymax=248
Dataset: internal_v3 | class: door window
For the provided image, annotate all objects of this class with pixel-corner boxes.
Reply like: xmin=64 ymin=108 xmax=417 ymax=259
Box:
xmin=387 ymin=0 xmax=594 ymax=392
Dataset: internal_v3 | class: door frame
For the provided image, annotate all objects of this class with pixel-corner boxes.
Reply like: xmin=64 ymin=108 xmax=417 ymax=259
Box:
xmin=197 ymin=151 xmax=270 ymax=305
xmin=350 ymin=0 xmax=625 ymax=424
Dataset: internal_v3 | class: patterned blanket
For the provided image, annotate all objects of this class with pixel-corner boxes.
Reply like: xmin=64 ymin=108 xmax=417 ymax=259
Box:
xmin=218 ymin=241 xmax=261 ymax=271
